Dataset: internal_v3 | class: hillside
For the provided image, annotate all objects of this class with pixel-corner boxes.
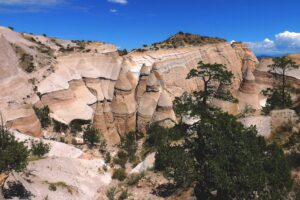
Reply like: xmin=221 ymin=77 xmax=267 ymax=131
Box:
xmin=134 ymin=32 xmax=227 ymax=51
xmin=4 ymin=26 xmax=300 ymax=199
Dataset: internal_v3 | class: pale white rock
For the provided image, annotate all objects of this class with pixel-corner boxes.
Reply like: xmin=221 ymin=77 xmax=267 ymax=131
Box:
xmin=131 ymin=153 xmax=156 ymax=174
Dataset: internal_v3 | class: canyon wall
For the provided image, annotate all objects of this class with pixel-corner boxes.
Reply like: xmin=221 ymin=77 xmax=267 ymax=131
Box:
xmin=0 ymin=27 xmax=260 ymax=144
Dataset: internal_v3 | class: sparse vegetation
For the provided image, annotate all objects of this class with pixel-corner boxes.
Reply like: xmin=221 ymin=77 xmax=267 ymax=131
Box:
xmin=118 ymin=189 xmax=130 ymax=200
xmin=83 ymin=125 xmax=100 ymax=147
xmin=33 ymin=106 xmax=51 ymax=128
xmin=30 ymin=140 xmax=50 ymax=157
xmin=262 ymin=56 xmax=299 ymax=114
xmin=113 ymin=150 xmax=128 ymax=168
xmin=144 ymin=32 xmax=226 ymax=51
xmin=53 ymin=120 xmax=69 ymax=133
xmin=46 ymin=181 xmax=73 ymax=194
xmin=106 ymin=187 xmax=117 ymax=200
xmin=118 ymin=49 xmax=128 ymax=56
xmin=3 ymin=181 xmax=32 ymax=199
xmin=112 ymin=168 xmax=127 ymax=181
xmin=126 ymin=172 xmax=144 ymax=186
xmin=152 ymin=62 xmax=293 ymax=199
xmin=0 ymin=116 xmax=29 ymax=174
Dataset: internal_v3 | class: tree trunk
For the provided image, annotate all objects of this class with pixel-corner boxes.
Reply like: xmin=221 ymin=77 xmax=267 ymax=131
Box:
xmin=203 ymin=81 xmax=208 ymax=105
xmin=282 ymin=71 xmax=285 ymax=108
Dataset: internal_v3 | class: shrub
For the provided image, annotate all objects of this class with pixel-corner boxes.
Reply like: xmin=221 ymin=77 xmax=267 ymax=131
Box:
xmin=70 ymin=119 xmax=90 ymax=134
xmin=104 ymin=152 xmax=111 ymax=164
xmin=3 ymin=181 xmax=33 ymax=199
xmin=106 ymin=187 xmax=117 ymax=200
xmin=121 ymin=131 xmax=138 ymax=163
xmin=118 ymin=189 xmax=130 ymax=200
xmin=83 ymin=125 xmax=100 ymax=147
xmin=48 ymin=184 xmax=57 ymax=191
xmin=8 ymin=26 xmax=14 ymax=30
xmin=112 ymin=168 xmax=127 ymax=181
xmin=53 ymin=120 xmax=68 ymax=133
xmin=33 ymin=106 xmax=51 ymax=128
xmin=126 ymin=172 xmax=144 ymax=186
xmin=113 ymin=150 xmax=128 ymax=168
xmin=0 ymin=124 xmax=29 ymax=173
xmin=30 ymin=140 xmax=50 ymax=157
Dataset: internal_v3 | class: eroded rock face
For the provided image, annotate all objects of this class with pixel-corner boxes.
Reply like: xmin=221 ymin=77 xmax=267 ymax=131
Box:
xmin=0 ymin=27 xmax=259 ymax=144
xmin=0 ymin=30 xmax=41 ymax=137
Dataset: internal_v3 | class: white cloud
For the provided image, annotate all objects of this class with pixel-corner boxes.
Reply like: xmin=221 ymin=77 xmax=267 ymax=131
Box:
xmin=110 ymin=9 xmax=117 ymax=13
xmin=0 ymin=0 xmax=63 ymax=6
xmin=246 ymin=38 xmax=276 ymax=54
xmin=247 ymin=31 xmax=300 ymax=55
xmin=108 ymin=0 xmax=127 ymax=5
xmin=275 ymin=31 xmax=300 ymax=49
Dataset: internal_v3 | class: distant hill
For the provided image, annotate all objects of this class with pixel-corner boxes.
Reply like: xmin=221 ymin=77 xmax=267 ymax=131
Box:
xmin=134 ymin=32 xmax=227 ymax=52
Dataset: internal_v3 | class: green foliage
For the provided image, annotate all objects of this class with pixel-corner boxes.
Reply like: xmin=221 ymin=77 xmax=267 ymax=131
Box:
xmin=83 ymin=125 xmax=100 ymax=147
xmin=126 ymin=172 xmax=145 ymax=186
xmin=0 ymin=125 xmax=29 ymax=173
xmin=262 ymin=87 xmax=293 ymax=114
xmin=204 ymin=113 xmax=293 ymax=199
xmin=113 ymin=150 xmax=128 ymax=168
xmin=262 ymin=56 xmax=299 ymax=114
xmin=156 ymin=109 xmax=293 ymax=199
xmin=104 ymin=152 xmax=111 ymax=164
xmin=53 ymin=120 xmax=68 ymax=133
xmin=186 ymin=61 xmax=235 ymax=106
xmin=30 ymin=140 xmax=50 ymax=157
xmin=3 ymin=181 xmax=32 ymax=199
xmin=69 ymin=120 xmax=83 ymax=134
xmin=47 ymin=181 xmax=72 ymax=193
xmin=121 ymin=131 xmax=138 ymax=163
xmin=143 ymin=123 xmax=186 ymax=157
xmin=118 ymin=189 xmax=130 ymax=200
xmin=106 ymin=187 xmax=117 ymax=200
xmin=118 ymin=49 xmax=128 ymax=56
xmin=155 ymin=144 xmax=195 ymax=188
xmin=112 ymin=168 xmax=127 ymax=181
xmin=33 ymin=106 xmax=51 ymax=128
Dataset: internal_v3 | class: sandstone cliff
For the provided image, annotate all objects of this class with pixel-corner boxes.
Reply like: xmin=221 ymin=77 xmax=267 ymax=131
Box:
xmin=0 ymin=27 xmax=259 ymax=144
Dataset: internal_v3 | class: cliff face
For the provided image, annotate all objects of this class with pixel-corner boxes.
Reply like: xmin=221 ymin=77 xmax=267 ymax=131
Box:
xmin=0 ymin=27 xmax=259 ymax=144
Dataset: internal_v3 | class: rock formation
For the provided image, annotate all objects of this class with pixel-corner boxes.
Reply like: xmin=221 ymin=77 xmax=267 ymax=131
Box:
xmin=0 ymin=27 xmax=260 ymax=144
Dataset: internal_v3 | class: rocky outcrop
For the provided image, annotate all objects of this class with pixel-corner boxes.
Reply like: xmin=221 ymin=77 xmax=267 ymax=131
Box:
xmin=0 ymin=30 xmax=41 ymax=137
xmin=0 ymin=27 xmax=259 ymax=144
xmin=237 ymin=67 xmax=260 ymax=110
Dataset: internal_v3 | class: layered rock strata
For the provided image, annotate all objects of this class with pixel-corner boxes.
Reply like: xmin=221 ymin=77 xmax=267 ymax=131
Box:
xmin=0 ymin=27 xmax=260 ymax=144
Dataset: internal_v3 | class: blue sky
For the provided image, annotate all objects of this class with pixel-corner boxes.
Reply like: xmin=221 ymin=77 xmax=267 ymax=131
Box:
xmin=0 ymin=0 xmax=300 ymax=55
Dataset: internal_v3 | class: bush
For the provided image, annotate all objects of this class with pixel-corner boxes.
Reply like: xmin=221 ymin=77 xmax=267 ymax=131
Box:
xmin=0 ymin=126 xmax=29 ymax=173
xmin=33 ymin=106 xmax=51 ymax=128
xmin=121 ymin=131 xmax=138 ymax=163
xmin=106 ymin=187 xmax=117 ymax=200
xmin=69 ymin=119 xmax=90 ymax=134
xmin=104 ymin=152 xmax=111 ymax=164
xmin=53 ymin=120 xmax=68 ymax=133
xmin=30 ymin=140 xmax=50 ymax=157
xmin=112 ymin=168 xmax=127 ymax=181
xmin=3 ymin=181 xmax=32 ymax=199
xmin=126 ymin=172 xmax=144 ymax=186
xmin=83 ymin=125 xmax=100 ymax=147
xmin=113 ymin=150 xmax=128 ymax=168
xmin=118 ymin=189 xmax=130 ymax=200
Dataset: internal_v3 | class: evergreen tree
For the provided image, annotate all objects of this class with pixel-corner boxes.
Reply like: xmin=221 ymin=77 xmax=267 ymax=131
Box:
xmin=262 ymin=56 xmax=299 ymax=113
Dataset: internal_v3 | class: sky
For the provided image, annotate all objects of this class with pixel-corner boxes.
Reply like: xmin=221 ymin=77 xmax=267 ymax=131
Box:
xmin=0 ymin=0 xmax=300 ymax=55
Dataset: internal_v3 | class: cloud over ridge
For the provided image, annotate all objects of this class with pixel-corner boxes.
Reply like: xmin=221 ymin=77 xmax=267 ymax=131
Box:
xmin=247 ymin=31 xmax=300 ymax=55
